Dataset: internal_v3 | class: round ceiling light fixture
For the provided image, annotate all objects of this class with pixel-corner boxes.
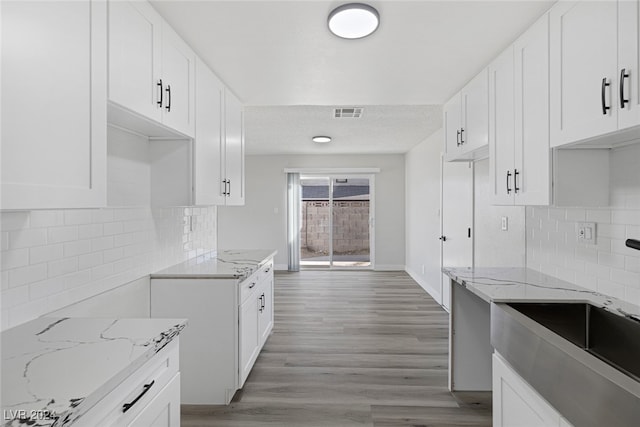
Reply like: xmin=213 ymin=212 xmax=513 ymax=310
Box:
xmin=328 ymin=3 xmax=380 ymax=39
xmin=312 ymin=136 xmax=332 ymax=143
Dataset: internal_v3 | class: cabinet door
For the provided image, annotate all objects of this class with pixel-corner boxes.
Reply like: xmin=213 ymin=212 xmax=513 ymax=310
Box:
xmin=161 ymin=23 xmax=196 ymax=137
xmin=258 ymin=275 xmax=274 ymax=345
xmin=514 ymin=13 xmax=551 ymax=206
xmin=108 ymin=0 xmax=162 ymax=123
xmin=194 ymin=58 xmax=225 ymax=205
xmin=1 ymin=0 xmax=107 ymax=209
xmin=127 ymin=373 xmax=180 ymax=427
xmin=460 ymin=69 xmax=489 ymax=154
xmin=239 ymin=292 xmax=260 ymax=387
xmin=618 ymin=0 xmax=640 ymax=130
xmin=493 ymin=353 xmax=562 ymax=427
xmin=443 ymin=94 xmax=462 ymax=160
xmin=488 ymin=47 xmax=515 ymax=206
xmin=224 ymin=89 xmax=245 ymax=205
xmin=550 ymin=0 xmax=618 ymax=147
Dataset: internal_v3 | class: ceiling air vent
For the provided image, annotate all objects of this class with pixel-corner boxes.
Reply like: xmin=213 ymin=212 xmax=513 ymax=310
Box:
xmin=334 ymin=107 xmax=363 ymax=118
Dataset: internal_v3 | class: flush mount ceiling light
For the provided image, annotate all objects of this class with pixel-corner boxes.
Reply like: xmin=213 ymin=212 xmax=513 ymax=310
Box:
xmin=328 ymin=3 xmax=380 ymax=39
xmin=312 ymin=136 xmax=332 ymax=143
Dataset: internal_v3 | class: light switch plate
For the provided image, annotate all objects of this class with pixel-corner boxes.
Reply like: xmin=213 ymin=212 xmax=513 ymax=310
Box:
xmin=576 ymin=222 xmax=596 ymax=244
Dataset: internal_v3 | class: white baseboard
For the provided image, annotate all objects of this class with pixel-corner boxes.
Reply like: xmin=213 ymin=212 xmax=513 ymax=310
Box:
xmin=405 ymin=266 xmax=442 ymax=305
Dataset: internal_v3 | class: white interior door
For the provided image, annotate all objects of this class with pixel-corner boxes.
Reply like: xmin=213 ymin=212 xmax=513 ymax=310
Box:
xmin=440 ymin=159 xmax=474 ymax=311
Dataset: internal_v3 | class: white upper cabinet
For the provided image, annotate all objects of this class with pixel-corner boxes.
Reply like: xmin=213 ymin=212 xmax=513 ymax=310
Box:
xmin=194 ymin=58 xmax=225 ymax=206
xmin=224 ymin=90 xmax=245 ymax=206
xmin=160 ymin=24 xmax=196 ymax=137
xmin=618 ymin=0 xmax=640 ymax=130
xmin=444 ymin=70 xmax=490 ymax=161
xmin=108 ymin=0 xmax=195 ymax=138
xmin=1 ymin=0 xmax=107 ymax=210
xmin=514 ymin=13 xmax=551 ymax=206
xmin=488 ymin=46 xmax=516 ymax=206
xmin=550 ymin=0 xmax=640 ymax=147
xmin=108 ymin=0 xmax=162 ymax=124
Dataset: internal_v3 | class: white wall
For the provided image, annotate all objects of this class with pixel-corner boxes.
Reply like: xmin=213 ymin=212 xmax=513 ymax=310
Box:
xmin=527 ymin=143 xmax=640 ymax=305
xmin=405 ymin=130 xmax=443 ymax=299
xmin=217 ymin=154 xmax=406 ymax=270
xmin=474 ymin=159 xmax=525 ymax=267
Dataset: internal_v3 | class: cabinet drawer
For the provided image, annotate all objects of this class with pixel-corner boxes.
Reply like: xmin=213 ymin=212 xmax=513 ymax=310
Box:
xmin=80 ymin=338 xmax=180 ymax=427
xmin=257 ymin=260 xmax=274 ymax=282
xmin=240 ymin=272 xmax=261 ymax=304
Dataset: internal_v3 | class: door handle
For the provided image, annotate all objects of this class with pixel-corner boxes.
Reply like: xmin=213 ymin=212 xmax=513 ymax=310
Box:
xmin=601 ymin=77 xmax=611 ymax=115
xmin=157 ymin=79 xmax=163 ymax=107
xmin=620 ymin=68 xmax=630 ymax=108
xmin=165 ymin=85 xmax=172 ymax=112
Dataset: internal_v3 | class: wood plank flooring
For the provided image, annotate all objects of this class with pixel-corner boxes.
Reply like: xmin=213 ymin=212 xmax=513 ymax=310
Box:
xmin=182 ymin=270 xmax=491 ymax=426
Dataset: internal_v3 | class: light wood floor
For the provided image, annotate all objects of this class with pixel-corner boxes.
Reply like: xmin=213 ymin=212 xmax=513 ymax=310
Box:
xmin=182 ymin=270 xmax=491 ymax=426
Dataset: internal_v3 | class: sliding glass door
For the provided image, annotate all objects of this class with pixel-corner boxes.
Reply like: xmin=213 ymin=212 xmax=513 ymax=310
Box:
xmin=299 ymin=175 xmax=373 ymax=269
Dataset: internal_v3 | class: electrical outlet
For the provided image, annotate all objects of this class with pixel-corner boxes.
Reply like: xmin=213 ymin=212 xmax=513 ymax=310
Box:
xmin=576 ymin=222 xmax=596 ymax=244
xmin=501 ymin=216 xmax=508 ymax=231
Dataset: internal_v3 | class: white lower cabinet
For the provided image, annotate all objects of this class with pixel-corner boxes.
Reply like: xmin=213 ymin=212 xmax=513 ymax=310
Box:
xmin=128 ymin=373 xmax=181 ymax=427
xmin=493 ymin=352 xmax=573 ymax=427
xmin=150 ymin=259 xmax=275 ymax=404
xmin=79 ymin=339 xmax=181 ymax=427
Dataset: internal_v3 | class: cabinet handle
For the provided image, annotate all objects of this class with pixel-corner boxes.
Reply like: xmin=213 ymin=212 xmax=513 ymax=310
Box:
xmin=514 ymin=169 xmax=520 ymax=194
xmin=165 ymin=85 xmax=171 ymax=112
xmin=227 ymin=179 xmax=231 ymax=196
xmin=460 ymin=128 xmax=465 ymax=144
xmin=601 ymin=77 xmax=611 ymax=115
xmin=157 ymin=79 xmax=163 ymax=107
xmin=261 ymin=293 xmax=265 ymax=311
xmin=439 ymin=235 xmax=447 ymax=241
xmin=122 ymin=380 xmax=155 ymax=413
xmin=506 ymin=170 xmax=512 ymax=194
xmin=620 ymin=68 xmax=630 ymax=108
xmin=249 ymin=281 xmax=256 ymax=289
xmin=264 ymin=267 xmax=271 ymax=273
xmin=456 ymin=129 xmax=461 ymax=146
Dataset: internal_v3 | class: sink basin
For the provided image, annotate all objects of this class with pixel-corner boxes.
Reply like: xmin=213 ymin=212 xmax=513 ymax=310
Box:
xmin=491 ymin=302 xmax=640 ymax=427
xmin=507 ymin=302 xmax=640 ymax=381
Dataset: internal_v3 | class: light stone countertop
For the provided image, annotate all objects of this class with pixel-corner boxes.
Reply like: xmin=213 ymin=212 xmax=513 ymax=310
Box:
xmin=150 ymin=249 xmax=277 ymax=281
xmin=442 ymin=267 xmax=640 ymax=321
xmin=1 ymin=317 xmax=187 ymax=427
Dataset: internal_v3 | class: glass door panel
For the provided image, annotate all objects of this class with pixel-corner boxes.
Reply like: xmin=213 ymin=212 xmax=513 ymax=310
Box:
xmin=331 ymin=177 xmax=371 ymax=268
xmin=300 ymin=177 xmax=330 ymax=268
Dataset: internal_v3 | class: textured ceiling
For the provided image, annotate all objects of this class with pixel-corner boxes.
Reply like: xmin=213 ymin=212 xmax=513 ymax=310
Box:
xmin=244 ymin=105 xmax=442 ymax=154
xmin=150 ymin=0 xmax=555 ymax=154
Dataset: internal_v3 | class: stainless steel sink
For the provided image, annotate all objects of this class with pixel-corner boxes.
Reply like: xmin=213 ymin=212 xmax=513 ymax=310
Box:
xmin=492 ymin=302 xmax=640 ymax=427
xmin=507 ymin=302 xmax=640 ymax=381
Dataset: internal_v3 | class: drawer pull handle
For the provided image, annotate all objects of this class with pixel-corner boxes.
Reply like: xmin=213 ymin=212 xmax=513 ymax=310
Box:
xmin=122 ymin=380 xmax=155 ymax=413
xmin=264 ymin=267 xmax=271 ymax=273
xmin=249 ymin=282 xmax=256 ymax=289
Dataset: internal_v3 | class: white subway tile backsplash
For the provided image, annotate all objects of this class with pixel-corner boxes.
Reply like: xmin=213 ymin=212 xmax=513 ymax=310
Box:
xmin=30 ymin=244 xmax=64 ymax=264
xmin=598 ymin=223 xmax=626 ymax=239
xmin=610 ymin=268 xmax=640 ymax=288
xmin=2 ymin=249 xmax=29 ymax=271
xmin=29 ymin=211 xmax=64 ymax=228
xmin=566 ymin=208 xmax=587 ymax=221
xmin=63 ymin=240 xmax=93 ymax=257
xmin=586 ymin=209 xmax=611 ymax=223
xmin=48 ymin=258 xmax=78 ymax=279
xmin=77 ymin=224 xmax=104 ymax=240
xmin=1 ymin=206 xmax=217 ymax=330
xmin=597 ymin=278 xmax=626 ymax=299
xmin=9 ymin=229 xmax=47 ymax=249
xmin=48 ymin=226 xmax=79 ymax=244
xmin=9 ymin=264 xmax=48 ymax=288
xmin=611 ymin=210 xmax=640 ymax=226
xmin=0 ymin=212 xmax=29 ymax=231
xmin=64 ymin=210 xmax=94 ymax=225
xmin=626 ymin=256 xmax=640 ymax=273
xmin=598 ymin=252 xmax=625 ymax=269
